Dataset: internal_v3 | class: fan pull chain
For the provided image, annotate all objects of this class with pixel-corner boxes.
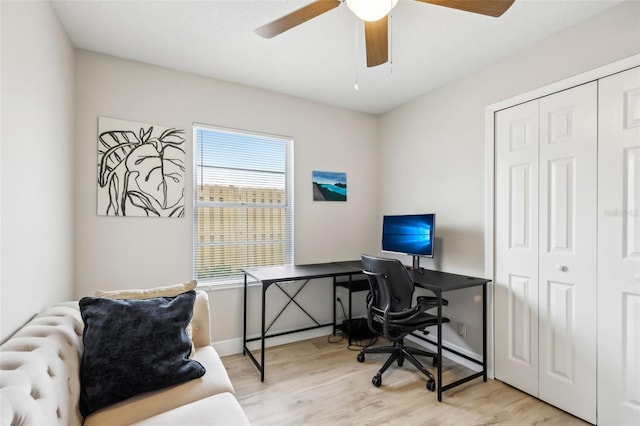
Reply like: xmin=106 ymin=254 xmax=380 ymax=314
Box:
xmin=389 ymin=5 xmax=393 ymax=74
xmin=354 ymin=15 xmax=359 ymax=91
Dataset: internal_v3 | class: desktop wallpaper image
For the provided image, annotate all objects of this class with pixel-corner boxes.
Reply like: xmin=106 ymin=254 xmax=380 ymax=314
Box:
xmin=382 ymin=214 xmax=434 ymax=256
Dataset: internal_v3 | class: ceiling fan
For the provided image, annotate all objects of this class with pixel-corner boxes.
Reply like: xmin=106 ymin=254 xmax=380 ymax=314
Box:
xmin=255 ymin=0 xmax=516 ymax=67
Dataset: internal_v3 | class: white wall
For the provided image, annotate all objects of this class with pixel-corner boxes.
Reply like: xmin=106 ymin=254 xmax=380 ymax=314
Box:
xmin=73 ymin=51 xmax=379 ymax=345
xmin=378 ymin=0 xmax=640 ymax=358
xmin=3 ymin=0 xmax=637 ymax=355
xmin=0 ymin=1 xmax=76 ymax=342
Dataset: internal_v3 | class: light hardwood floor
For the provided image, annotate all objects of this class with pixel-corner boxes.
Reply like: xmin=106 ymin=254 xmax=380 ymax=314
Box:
xmin=223 ymin=336 xmax=589 ymax=426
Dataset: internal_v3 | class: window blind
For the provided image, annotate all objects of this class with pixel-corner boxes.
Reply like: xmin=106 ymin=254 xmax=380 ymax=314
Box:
xmin=193 ymin=124 xmax=294 ymax=283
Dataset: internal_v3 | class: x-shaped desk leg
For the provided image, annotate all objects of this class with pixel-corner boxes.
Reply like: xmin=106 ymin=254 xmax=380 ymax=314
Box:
xmin=266 ymin=280 xmax=320 ymax=333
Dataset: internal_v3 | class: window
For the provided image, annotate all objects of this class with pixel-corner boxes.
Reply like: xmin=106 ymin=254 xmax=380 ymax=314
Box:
xmin=193 ymin=124 xmax=293 ymax=284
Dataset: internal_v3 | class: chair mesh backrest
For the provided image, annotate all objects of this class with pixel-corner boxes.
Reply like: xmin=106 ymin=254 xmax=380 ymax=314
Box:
xmin=361 ymin=255 xmax=415 ymax=313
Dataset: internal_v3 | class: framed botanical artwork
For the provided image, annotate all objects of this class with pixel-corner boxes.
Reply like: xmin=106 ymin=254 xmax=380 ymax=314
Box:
xmin=312 ymin=170 xmax=347 ymax=201
xmin=97 ymin=117 xmax=185 ymax=217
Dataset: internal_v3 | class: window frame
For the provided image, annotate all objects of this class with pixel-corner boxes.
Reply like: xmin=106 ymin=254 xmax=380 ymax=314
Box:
xmin=192 ymin=123 xmax=294 ymax=287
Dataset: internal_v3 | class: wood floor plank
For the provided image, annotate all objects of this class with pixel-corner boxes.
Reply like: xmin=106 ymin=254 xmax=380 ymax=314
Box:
xmin=223 ymin=336 xmax=588 ymax=425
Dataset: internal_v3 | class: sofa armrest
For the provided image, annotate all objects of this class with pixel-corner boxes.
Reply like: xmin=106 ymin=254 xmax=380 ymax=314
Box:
xmin=0 ymin=303 xmax=85 ymax=426
xmin=191 ymin=291 xmax=211 ymax=348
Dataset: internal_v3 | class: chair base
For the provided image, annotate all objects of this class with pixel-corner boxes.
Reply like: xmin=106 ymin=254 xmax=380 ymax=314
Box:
xmin=357 ymin=339 xmax=437 ymax=391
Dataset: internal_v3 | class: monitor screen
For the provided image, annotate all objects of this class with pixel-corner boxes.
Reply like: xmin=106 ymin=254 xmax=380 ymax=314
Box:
xmin=381 ymin=213 xmax=435 ymax=258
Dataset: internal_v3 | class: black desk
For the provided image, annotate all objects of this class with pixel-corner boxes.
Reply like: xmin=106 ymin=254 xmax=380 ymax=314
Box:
xmin=242 ymin=262 xmax=362 ymax=382
xmin=332 ymin=260 xmax=369 ymax=345
xmin=406 ymin=268 xmax=490 ymax=401
xmin=242 ymin=261 xmax=490 ymax=401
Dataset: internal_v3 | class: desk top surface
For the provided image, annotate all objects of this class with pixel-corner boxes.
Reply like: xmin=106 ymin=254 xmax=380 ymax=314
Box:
xmin=243 ymin=261 xmax=361 ymax=283
xmin=243 ymin=260 xmax=489 ymax=291
xmin=408 ymin=268 xmax=490 ymax=292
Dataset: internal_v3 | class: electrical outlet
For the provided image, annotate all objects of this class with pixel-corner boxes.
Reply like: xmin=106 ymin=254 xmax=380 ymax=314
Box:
xmin=457 ymin=322 xmax=467 ymax=340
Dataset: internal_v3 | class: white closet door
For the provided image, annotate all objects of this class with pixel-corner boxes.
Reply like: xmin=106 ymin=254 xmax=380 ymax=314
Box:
xmin=598 ymin=66 xmax=640 ymax=426
xmin=495 ymin=100 xmax=540 ymax=397
xmin=538 ymin=82 xmax=597 ymax=423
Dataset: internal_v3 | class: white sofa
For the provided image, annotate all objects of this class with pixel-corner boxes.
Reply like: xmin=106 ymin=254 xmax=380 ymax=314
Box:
xmin=0 ymin=291 xmax=250 ymax=426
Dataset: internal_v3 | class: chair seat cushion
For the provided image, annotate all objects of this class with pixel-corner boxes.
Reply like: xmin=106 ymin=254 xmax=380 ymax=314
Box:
xmin=372 ymin=312 xmax=449 ymax=339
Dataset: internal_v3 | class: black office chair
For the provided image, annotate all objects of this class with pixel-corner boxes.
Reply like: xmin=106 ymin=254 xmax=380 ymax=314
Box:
xmin=356 ymin=254 xmax=449 ymax=391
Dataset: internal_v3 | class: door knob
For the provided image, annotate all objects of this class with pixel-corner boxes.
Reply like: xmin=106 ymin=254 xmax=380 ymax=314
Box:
xmin=555 ymin=264 xmax=568 ymax=272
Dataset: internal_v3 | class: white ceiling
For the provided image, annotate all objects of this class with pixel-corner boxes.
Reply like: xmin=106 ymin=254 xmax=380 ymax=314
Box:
xmin=51 ymin=0 xmax=624 ymax=114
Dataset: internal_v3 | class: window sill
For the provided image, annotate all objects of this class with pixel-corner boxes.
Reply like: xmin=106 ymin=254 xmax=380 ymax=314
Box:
xmin=196 ymin=278 xmax=261 ymax=292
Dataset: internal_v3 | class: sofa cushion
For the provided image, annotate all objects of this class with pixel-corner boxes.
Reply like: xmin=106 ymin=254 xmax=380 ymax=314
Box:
xmin=83 ymin=345 xmax=234 ymax=426
xmin=130 ymin=392 xmax=251 ymax=426
xmin=94 ymin=280 xmax=197 ymax=299
xmin=78 ymin=291 xmax=205 ymax=417
xmin=94 ymin=280 xmax=198 ymax=356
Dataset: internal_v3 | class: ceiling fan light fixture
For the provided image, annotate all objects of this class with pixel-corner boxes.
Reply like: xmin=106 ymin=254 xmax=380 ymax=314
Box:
xmin=346 ymin=0 xmax=399 ymax=22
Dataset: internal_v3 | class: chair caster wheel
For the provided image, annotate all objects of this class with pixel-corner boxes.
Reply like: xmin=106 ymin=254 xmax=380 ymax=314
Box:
xmin=432 ymin=357 xmax=438 ymax=367
xmin=426 ymin=379 xmax=435 ymax=391
xmin=372 ymin=374 xmax=382 ymax=387
xmin=397 ymin=356 xmax=404 ymax=367
xmin=357 ymin=352 xmax=365 ymax=363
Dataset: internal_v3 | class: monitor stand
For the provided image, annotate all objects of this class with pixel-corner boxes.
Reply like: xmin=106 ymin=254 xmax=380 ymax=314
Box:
xmin=410 ymin=255 xmax=425 ymax=274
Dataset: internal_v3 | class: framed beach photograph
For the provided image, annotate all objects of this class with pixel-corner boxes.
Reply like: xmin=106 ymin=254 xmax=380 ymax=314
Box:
xmin=312 ymin=170 xmax=347 ymax=202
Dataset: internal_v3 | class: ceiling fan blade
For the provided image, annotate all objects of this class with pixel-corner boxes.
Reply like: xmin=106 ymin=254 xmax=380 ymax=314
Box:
xmin=415 ymin=0 xmax=515 ymax=17
xmin=255 ymin=0 xmax=341 ymax=38
xmin=364 ymin=16 xmax=388 ymax=68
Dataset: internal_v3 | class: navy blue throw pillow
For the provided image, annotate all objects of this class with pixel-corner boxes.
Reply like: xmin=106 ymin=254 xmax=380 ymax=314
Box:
xmin=78 ymin=290 xmax=205 ymax=417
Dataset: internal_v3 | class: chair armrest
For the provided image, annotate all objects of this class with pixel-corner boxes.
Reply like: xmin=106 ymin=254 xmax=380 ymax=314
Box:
xmin=387 ymin=303 xmax=430 ymax=323
xmin=417 ymin=296 xmax=449 ymax=306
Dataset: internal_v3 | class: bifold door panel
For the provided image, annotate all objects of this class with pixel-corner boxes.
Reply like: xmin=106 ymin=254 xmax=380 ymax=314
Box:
xmin=597 ymin=67 xmax=640 ymax=426
xmin=495 ymin=82 xmax=597 ymax=423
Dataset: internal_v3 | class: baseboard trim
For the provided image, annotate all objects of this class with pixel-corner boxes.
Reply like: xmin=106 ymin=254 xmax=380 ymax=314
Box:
xmin=405 ymin=334 xmax=482 ymax=373
xmin=215 ymin=327 xmax=483 ymax=374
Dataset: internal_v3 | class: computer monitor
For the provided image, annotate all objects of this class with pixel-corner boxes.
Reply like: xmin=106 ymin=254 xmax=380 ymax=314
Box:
xmin=381 ymin=213 xmax=435 ymax=270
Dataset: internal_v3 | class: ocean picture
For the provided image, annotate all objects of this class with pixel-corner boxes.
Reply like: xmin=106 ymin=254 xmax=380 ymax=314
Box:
xmin=312 ymin=170 xmax=347 ymax=201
